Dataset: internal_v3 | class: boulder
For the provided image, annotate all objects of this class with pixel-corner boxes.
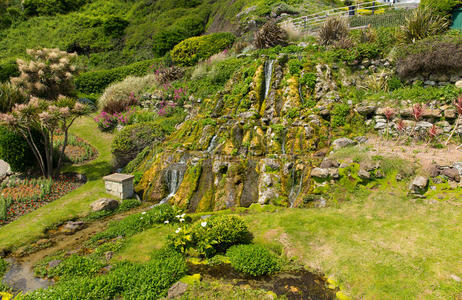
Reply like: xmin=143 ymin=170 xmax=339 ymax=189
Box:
xmin=63 ymin=221 xmax=85 ymax=234
xmin=168 ymin=282 xmax=189 ymax=298
xmin=332 ymin=138 xmax=356 ymax=150
xmin=358 ymin=169 xmax=371 ymax=180
xmin=444 ymin=108 xmax=457 ymax=119
xmin=454 ymin=162 xmax=462 ymax=175
xmin=409 ymin=176 xmax=429 ymax=194
xmin=91 ymin=198 xmax=119 ymax=212
xmin=428 ymin=165 xmax=440 ymax=178
xmin=311 ymin=168 xmax=330 ymax=179
xmin=455 ymin=80 xmax=462 ymax=89
xmin=441 ymin=168 xmax=461 ymax=182
xmin=356 ymin=105 xmax=377 ymax=116
xmin=320 ymin=158 xmax=339 ymax=169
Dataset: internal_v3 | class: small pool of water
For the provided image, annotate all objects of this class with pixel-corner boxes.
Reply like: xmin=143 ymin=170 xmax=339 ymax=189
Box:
xmin=2 ymin=258 xmax=51 ymax=293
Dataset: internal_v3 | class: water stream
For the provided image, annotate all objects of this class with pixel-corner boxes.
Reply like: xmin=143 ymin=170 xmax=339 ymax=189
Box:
xmin=288 ymin=168 xmax=304 ymax=208
xmin=2 ymin=258 xmax=51 ymax=293
xmin=264 ymin=60 xmax=274 ymax=99
xmin=154 ymin=159 xmax=187 ymax=207
xmin=206 ymin=135 xmax=219 ymax=153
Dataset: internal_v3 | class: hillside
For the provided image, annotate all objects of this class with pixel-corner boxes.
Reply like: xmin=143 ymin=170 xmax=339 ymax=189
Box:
xmin=0 ymin=0 xmax=462 ymax=299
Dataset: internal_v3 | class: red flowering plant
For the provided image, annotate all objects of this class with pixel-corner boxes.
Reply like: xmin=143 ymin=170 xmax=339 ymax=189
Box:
xmin=156 ymin=83 xmax=188 ymax=116
xmin=383 ymin=107 xmax=395 ymax=140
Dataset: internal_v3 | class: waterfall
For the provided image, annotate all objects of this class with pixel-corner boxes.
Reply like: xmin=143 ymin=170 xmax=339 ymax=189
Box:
xmin=206 ymin=135 xmax=218 ymax=153
xmin=154 ymin=161 xmax=186 ymax=206
xmin=288 ymin=168 xmax=303 ymax=207
xmin=281 ymin=131 xmax=287 ymax=155
xmin=264 ymin=60 xmax=274 ymax=99
xmin=298 ymin=71 xmax=305 ymax=105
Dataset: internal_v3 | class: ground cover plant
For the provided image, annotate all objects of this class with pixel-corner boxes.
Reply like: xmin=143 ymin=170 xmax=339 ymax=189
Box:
xmin=54 ymin=133 xmax=97 ymax=164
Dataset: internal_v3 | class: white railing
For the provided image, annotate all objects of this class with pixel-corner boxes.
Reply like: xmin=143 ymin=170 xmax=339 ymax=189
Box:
xmin=282 ymin=1 xmax=418 ymax=31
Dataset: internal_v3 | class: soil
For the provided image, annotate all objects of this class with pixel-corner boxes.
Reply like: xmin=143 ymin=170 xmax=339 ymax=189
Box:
xmin=188 ymin=263 xmax=336 ymax=300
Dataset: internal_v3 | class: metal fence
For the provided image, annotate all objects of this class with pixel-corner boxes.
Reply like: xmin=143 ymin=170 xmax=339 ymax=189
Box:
xmin=282 ymin=1 xmax=418 ymax=32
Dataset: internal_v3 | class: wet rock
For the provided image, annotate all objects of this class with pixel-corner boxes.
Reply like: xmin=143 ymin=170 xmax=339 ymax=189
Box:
xmin=48 ymin=259 xmax=62 ymax=269
xmin=332 ymin=138 xmax=356 ymax=150
xmin=409 ymin=176 xmax=429 ymax=194
xmin=358 ymin=169 xmax=371 ymax=180
xmin=63 ymin=221 xmax=85 ymax=234
xmin=320 ymin=158 xmax=339 ymax=169
xmin=311 ymin=168 xmax=329 ymax=179
xmin=91 ymin=198 xmax=119 ymax=212
xmin=168 ymin=281 xmax=189 ymax=298
xmin=441 ymin=168 xmax=461 ymax=182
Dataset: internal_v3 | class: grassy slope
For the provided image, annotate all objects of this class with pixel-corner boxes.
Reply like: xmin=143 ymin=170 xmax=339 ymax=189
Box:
xmin=115 ymin=179 xmax=462 ymax=299
xmin=0 ymin=116 xmax=114 ymax=251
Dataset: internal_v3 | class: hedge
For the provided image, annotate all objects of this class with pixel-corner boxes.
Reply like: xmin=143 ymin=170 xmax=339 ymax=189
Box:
xmin=0 ymin=126 xmax=42 ymax=172
xmin=171 ymin=32 xmax=235 ymax=66
xmin=75 ymin=58 xmax=163 ymax=94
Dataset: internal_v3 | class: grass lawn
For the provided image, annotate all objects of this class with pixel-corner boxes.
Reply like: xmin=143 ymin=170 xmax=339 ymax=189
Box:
xmin=0 ymin=116 xmax=114 ymax=252
xmin=111 ymin=179 xmax=462 ymax=299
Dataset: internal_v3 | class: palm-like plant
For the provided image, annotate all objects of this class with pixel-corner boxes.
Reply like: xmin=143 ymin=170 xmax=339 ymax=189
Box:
xmin=401 ymin=8 xmax=449 ymax=42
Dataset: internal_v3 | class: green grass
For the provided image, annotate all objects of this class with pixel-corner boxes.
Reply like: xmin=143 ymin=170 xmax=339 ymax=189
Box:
xmin=0 ymin=115 xmax=114 ymax=252
xmin=110 ymin=179 xmax=462 ymax=299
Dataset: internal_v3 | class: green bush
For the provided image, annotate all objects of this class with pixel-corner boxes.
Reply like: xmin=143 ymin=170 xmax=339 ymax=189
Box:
xmin=0 ymin=82 xmax=28 ymax=113
xmin=47 ymin=255 xmax=105 ymax=279
xmin=420 ymin=0 xmax=462 ymax=17
xmin=0 ymin=126 xmax=41 ymax=172
xmin=75 ymin=59 xmax=161 ymax=94
xmin=112 ymin=122 xmax=166 ymax=168
xmin=171 ymin=32 xmax=235 ymax=66
xmin=0 ymin=59 xmax=19 ymax=82
xmin=24 ymin=250 xmax=187 ymax=299
xmin=103 ymin=16 xmax=129 ymax=38
xmin=401 ymin=7 xmax=449 ymax=42
xmin=0 ymin=258 xmax=7 ymax=276
xmin=331 ymin=103 xmax=351 ymax=127
xmin=226 ymin=244 xmax=281 ymax=276
xmin=168 ymin=215 xmax=253 ymax=257
xmin=23 ymin=0 xmax=88 ymax=16
xmin=91 ymin=204 xmax=179 ymax=242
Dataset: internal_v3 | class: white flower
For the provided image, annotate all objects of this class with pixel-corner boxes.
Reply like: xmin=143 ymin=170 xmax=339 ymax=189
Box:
xmin=142 ymin=212 xmax=146 ymax=215
xmin=175 ymin=215 xmax=181 ymax=219
xmin=201 ymin=222 xmax=207 ymax=227
xmin=175 ymin=228 xmax=181 ymax=233
xmin=164 ymin=220 xmax=169 ymax=224
xmin=140 ymin=217 xmax=143 ymax=220
xmin=180 ymin=213 xmax=186 ymax=218
xmin=180 ymin=218 xmax=185 ymax=223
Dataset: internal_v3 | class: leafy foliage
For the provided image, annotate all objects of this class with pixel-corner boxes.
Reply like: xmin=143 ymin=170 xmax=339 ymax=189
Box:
xmin=420 ymin=0 xmax=462 ymax=17
xmin=167 ymin=215 xmax=253 ymax=257
xmin=226 ymin=244 xmax=281 ymax=276
xmin=171 ymin=33 xmax=235 ymax=66
xmin=0 ymin=126 xmax=42 ymax=172
xmin=112 ymin=122 xmax=166 ymax=168
xmin=401 ymin=8 xmax=449 ymax=42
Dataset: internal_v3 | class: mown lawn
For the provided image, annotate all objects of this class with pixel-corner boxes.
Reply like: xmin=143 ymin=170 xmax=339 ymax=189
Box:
xmin=0 ymin=116 xmax=114 ymax=251
xmin=113 ymin=179 xmax=462 ymax=299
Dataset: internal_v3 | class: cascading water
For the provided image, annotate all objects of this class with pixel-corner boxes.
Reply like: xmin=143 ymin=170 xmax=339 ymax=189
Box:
xmin=281 ymin=131 xmax=287 ymax=155
xmin=288 ymin=168 xmax=303 ymax=207
xmin=155 ymin=160 xmax=186 ymax=206
xmin=264 ymin=60 xmax=274 ymax=99
xmin=207 ymin=135 xmax=219 ymax=153
xmin=298 ymin=71 xmax=305 ymax=105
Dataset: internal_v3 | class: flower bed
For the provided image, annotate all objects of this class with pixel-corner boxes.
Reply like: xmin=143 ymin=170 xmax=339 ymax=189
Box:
xmin=54 ymin=134 xmax=97 ymax=164
xmin=0 ymin=175 xmax=83 ymax=225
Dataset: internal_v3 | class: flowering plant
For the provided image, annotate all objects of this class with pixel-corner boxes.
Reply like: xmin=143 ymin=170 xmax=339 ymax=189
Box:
xmin=94 ymin=107 xmax=135 ymax=131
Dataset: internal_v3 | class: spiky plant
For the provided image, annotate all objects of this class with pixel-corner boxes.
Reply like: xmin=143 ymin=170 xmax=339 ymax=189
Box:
xmin=155 ymin=66 xmax=184 ymax=84
xmin=401 ymin=8 xmax=449 ymax=42
xmin=318 ymin=16 xmax=349 ymax=46
xmin=254 ymin=21 xmax=288 ymax=49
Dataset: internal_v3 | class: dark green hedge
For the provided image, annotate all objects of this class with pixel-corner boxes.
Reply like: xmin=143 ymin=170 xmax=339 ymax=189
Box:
xmin=171 ymin=32 xmax=235 ymax=66
xmin=0 ymin=59 xmax=19 ymax=82
xmin=75 ymin=59 xmax=162 ymax=94
xmin=0 ymin=126 xmax=41 ymax=172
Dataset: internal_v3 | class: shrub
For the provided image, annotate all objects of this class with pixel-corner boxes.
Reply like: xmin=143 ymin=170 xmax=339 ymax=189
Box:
xmin=112 ymin=122 xmax=166 ymax=168
xmin=47 ymin=255 xmax=105 ymax=279
xmin=401 ymin=8 xmax=449 ymax=42
xmin=331 ymin=103 xmax=350 ymax=127
xmin=154 ymin=65 xmax=184 ymax=84
xmin=103 ymin=16 xmax=129 ymax=38
xmin=168 ymin=215 xmax=253 ymax=257
xmin=254 ymin=21 xmax=288 ymax=49
xmin=396 ymin=36 xmax=462 ymax=78
xmin=75 ymin=59 xmax=161 ymax=94
xmin=0 ymin=126 xmax=41 ymax=172
xmin=91 ymin=204 xmax=179 ymax=242
xmin=171 ymin=32 xmax=235 ymax=66
xmin=0 ymin=60 xmax=19 ymax=82
xmin=10 ymin=48 xmax=78 ymax=100
xmin=420 ymin=0 xmax=462 ymax=17
xmin=0 ymin=82 xmax=28 ymax=113
xmin=23 ymin=0 xmax=88 ymax=16
xmin=98 ymin=74 xmax=156 ymax=113
xmin=226 ymin=244 xmax=281 ymax=276
xmin=319 ymin=16 xmax=349 ymax=46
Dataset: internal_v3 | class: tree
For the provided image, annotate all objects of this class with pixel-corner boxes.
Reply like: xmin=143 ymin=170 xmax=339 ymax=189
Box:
xmin=10 ymin=48 xmax=78 ymax=100
xmin=0 ymin=97 xmax=89 ymax=178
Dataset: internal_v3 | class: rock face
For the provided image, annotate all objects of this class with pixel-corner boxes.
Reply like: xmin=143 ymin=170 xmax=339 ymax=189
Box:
xmin=311 ymin=168 xmax=329 ymax=179
xmin=90 ymin=198 xmax=119 ymax=212
xmin=168 ymin=282 xmax=188 ymax=298
xmin=332 ymin=138 xmax=356 ymax=150
xmin=409 ymin=176 xmax=429 ymax=194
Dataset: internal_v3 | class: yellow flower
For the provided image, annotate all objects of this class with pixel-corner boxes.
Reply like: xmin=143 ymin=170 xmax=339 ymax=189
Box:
xmin=0 ymin=292 xmax=14 ymax=300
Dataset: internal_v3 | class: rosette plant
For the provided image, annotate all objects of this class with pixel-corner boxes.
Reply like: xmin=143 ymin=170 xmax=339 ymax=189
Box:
xmin=0 ymin=96 xmax=89 ymax=177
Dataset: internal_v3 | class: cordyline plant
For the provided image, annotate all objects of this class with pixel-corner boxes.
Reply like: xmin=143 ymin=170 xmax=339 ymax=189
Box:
xmin=10 ymin=48 xmax=78 ymax=100
xmin=0 ymin=96 xmax=89 ymax=178
xmin=445 ymin=95 xmax=462 ymax=146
